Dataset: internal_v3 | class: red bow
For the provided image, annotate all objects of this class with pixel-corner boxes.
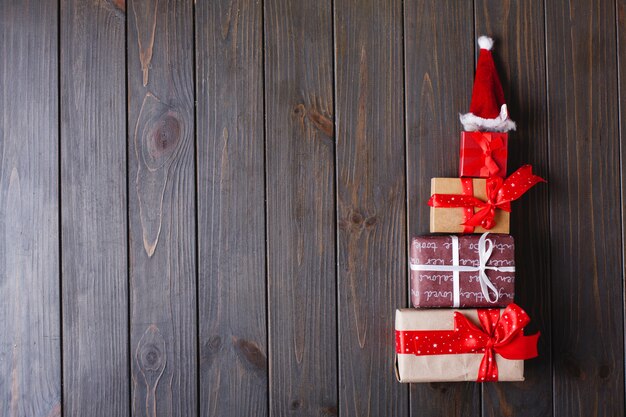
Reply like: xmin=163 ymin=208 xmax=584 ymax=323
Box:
xmin=428 ymin=165 xmax=545 ymax=230
xmin=395 ymin=304 xmax=540 ymax=381
xmin=461 ymin=133 xmax=505 ymax=176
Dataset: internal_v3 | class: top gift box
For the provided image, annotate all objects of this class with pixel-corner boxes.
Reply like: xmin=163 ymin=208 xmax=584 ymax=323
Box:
xmin=459 ymin=131 xmax=508 ymax=178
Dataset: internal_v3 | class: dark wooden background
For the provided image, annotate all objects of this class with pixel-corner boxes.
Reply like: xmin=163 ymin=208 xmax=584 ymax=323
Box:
xmin=1 ymin=0 xmax=624 ymax=416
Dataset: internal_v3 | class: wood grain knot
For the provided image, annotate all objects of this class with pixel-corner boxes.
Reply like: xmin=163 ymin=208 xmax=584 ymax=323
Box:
xmin=200 ymin=335 xmax=222 ymax=367
xmin=351 ymin=212 xmax=363 ymax=224
xmin=342 ymin=210 xmax=376 ymax=233
xmin=207 ymin=335 xmax=222 ymax=352
xmin=364 ymin=215 xmax=377 ymax=227
xmin=562 ymin=354 xmax=585 ymax=380
xmin=306 ymin=108 xmax=334 ymax=138
xmin=428 ymin=382 xmax=447 ymax=393
xmin=293 ymin=104 xmax=305 ymax=116
xmin=233 ymin=337 xmax=267 ymax=373
xmin=138 ymin=343 xmax=164 ymax=371
xmin=598 ymin=364 xmax=611 ymax=379
xmin=290 ymin=400 xmax=301 ymax=410
xmin=148 ymin=113 xmax=182 ymax=159
xmin=136 ymin=325 xmax=166 ymax=375
xmin=292 ymin=104 xmax=334 ymax=139
xmin=321 ymin=405 xmax=338 ymax=416
xmin=134 ymin=93 xmax=185 ymax=256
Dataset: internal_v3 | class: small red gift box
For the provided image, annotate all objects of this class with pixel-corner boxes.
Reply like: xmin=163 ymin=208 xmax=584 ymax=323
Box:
xmin=459 ymin=131 xmax=508 ymax=178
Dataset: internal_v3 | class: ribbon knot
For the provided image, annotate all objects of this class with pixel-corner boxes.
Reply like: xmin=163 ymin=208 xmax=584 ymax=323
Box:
xmin=428 ymin=165 xmax=545 ymax=231
xmin=476 ymin=233 xmax=499 ymax=303
xmin=455 ymin=306 xmax=540 ymax=381
xmin=460 ymin=132 xmax=507 ymax=177
xmin=475 ymin=133 xmax=503 ymax=176
xmin=484 ymin=337 xmax=496 ymax=349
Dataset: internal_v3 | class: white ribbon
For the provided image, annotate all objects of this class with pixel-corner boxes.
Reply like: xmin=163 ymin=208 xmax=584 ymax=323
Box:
xmin=410 ymin=233 xmax=514 ymax=307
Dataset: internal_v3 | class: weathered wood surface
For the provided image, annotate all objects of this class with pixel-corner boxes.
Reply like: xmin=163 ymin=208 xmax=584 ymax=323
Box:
xmin=127 ymin=0 xmax=197 ymax=416
xmin=335 ymin=0 xmax=408 ymax=415
xmin=1 ymin=0 xmax=625 ymax=416
xmin=195 ymin=0 xmax=268 ymax=416
xmin=404 ymin=1 xmax=480 ymax=416
xmin=474 ymin=2 xmax=553 ymax=417
xmin=60 ymin=0 xmax=129 ymax=416
xmin=0 ymin=2 xmax=61 ymax=417
xmin=618 ymin=2 xmax=626 ymax=414
xmin=546 ymin=0 xmax=625 ymax=416
xmin=264 ymin=0 xmax=337 ymax=415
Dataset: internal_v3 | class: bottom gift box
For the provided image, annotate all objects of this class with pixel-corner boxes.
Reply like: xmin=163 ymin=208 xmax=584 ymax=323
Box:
xmin=395 ymin=304 xmax=539 ymax=383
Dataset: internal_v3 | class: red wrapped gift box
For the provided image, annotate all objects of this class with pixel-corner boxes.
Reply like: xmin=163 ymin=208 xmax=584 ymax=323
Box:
xmin=409 ymin=233 xmax=515 ymax=308
xmin=459 ymin=131 xmax=508 ymax=178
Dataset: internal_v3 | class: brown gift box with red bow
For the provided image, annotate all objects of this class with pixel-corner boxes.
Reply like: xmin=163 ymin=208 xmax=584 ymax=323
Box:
xmin=395 ymin=308 xmax=527 ymax=382
xmin=429 ymin=178 xmax=510 ymax=234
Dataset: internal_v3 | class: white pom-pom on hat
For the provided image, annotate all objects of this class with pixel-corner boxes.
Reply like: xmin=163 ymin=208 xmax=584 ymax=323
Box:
xmin=477 ymin=36 xmax=494 ymax=51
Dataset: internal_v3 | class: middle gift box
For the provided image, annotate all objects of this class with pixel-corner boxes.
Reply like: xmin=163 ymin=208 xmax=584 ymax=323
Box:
xmin=428 ymin=165 xmax=545 ymax=234
xmin=409 ymin=233 xmax=515 ymax=308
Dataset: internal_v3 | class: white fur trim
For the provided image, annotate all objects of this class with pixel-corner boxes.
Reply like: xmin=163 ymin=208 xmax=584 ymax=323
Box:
xmin=478 ymin=36 xmax=494 ymax=51
xmin=459 ymin=104 xmax=516 ymax=132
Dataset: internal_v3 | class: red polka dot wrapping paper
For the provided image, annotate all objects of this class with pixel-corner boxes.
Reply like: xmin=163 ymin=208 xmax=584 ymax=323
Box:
xmin=429 ymin=165 xmax=545 ymax=234
xmin=394 ymin=308 xmax=527 ymax=382
xmin=429 ymin=177 xmax=511 ymax=233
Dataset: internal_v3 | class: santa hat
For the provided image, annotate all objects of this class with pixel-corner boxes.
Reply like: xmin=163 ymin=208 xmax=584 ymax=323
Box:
xmin=459 ymin=36 xmax=516 ymax=132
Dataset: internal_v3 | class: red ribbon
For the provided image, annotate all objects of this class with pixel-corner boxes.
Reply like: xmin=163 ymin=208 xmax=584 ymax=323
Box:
xmin=460 ymin=132 xmax=506 ymax=177
xmin=395 ymin=303 xmax=540 ymax=382
xmin=460 ymin=179 xmax=475 ymax=233
xmin=428 ymin=165 xmax=545 ymax=230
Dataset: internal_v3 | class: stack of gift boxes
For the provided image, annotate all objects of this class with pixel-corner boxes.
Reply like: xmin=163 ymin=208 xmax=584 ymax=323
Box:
xmin=395 ymin=36 xmax=543 ymax=383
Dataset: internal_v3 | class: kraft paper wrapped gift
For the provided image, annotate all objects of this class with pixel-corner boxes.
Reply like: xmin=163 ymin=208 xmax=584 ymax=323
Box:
xmin=395 ymin=305 xmax=539 ymax=383
xmin=459 ymin=131 xmax=508 ymax=178
xmin=428 ymin=165 xmax=545 ymax=234
xmin=429 ymin=177 xmax=510 ymax=234
xmin=409 ymin=233 xmax=515 ymax=308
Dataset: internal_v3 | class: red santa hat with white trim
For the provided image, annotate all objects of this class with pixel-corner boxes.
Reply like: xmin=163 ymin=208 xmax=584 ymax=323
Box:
xmin=459 ymin=36 xmax=516 ymax=132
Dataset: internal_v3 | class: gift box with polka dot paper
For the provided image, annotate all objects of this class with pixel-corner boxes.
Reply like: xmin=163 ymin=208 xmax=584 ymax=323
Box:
xmin=429 ymin=177 xmax=510 ymax=234
xmin=395 ymin=308 xmax=525 ymax=382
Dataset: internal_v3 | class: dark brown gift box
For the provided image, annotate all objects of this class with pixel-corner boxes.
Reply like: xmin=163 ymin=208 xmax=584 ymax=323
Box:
xmin=409 ymin=234 xmax=515 ymax=308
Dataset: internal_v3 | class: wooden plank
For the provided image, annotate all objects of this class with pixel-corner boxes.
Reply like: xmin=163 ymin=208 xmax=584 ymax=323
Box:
xmin=546 ymin=0 xmax=624 ymax=415
xmin=334 ymin=0 xmax=408 ymax=415
xmin=60 ymin=1 xmax=128 ymax=416
xmin=473 ymin=4 xmax=553 ymax=417
xmin=195 ymin=1 xmax=268 ymax=416
xmin=619 ymin=3 xmax=626 ymax=416
xmin=0 ymin=2 xmax=61 ymax=416
xmin=127 ymin=0 xmax=197 ymax=415
xmin=264 ymin=0 xmax=337 ymax=415
xmin=403 ymin=1 xmax=479 ymax=415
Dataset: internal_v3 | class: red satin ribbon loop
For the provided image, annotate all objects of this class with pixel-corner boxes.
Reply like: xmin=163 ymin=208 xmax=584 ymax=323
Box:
xmin=428 ymin=165 xmax=545 ymax=230
xmin=395 ymin=304 xmax=540 ymax=382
